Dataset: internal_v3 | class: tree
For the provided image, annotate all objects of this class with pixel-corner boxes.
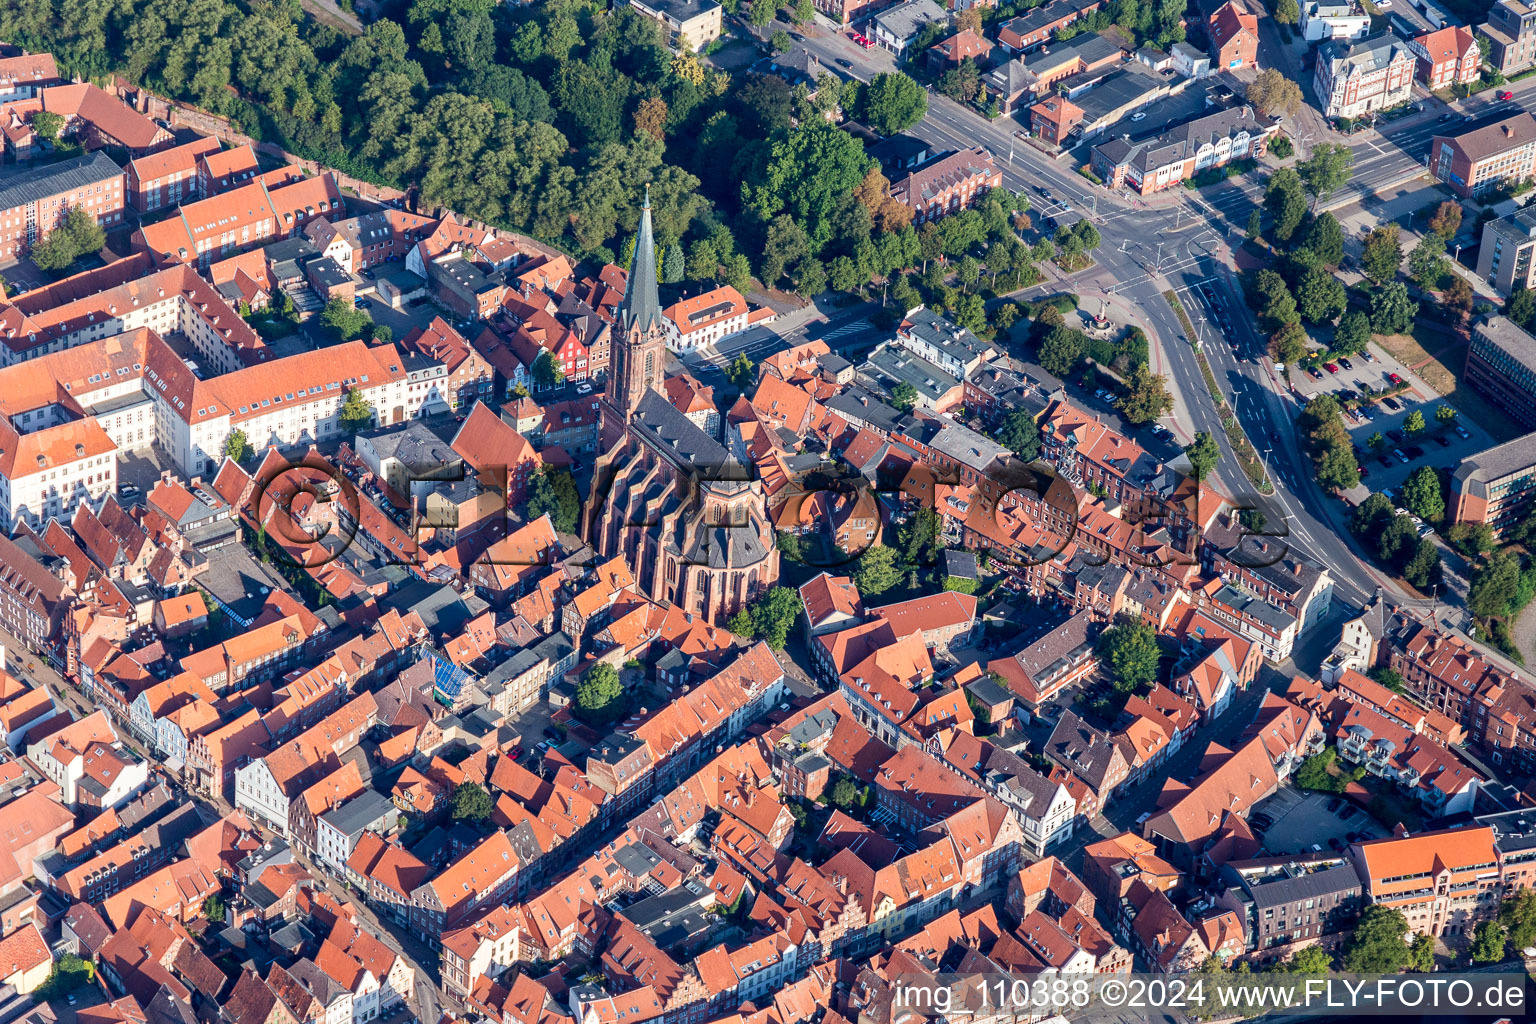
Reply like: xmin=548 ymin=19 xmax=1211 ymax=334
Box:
xmin=1286 ymin=946 xmax=1331 ymax=974
xmin=860 ymin=72 xmax=927 ymax=135
xmin=1264 ymin=168 xmax=1308 ymax=243
xmin=224 ymin=429 xmax=254 ymax=462
xmin=1334 ymin=310 xmax=1372 ymax=356
xmin=1403 ymin=538 xmax=1441 ymax=589
xmin=1368 ymin=432 xmax=1387 ymax=452
xmin=661 ymin=244 xmax=685 ymax=284
xmin=203 ymin=894 xmax=226 ymax=923
xmin=1404 ymin=409 xmax=1426 ymax=436
xmin=1298 ymin=143 xmax=1354 ymax=205
xmin=1247 ymin=68 xmax=1303 ymax=117
xmin=1342 ymin=905 xmax=1413 ymax=973
xmin=1097 ymin=619 xmax=1160 ymax=692
xmin=748 ymin=0 xmax=777 ymax=25
xmin=29 ymin=206 xmax=107 ymax=272
xmin=1295 ymin=749 xmax=1343 ymax=792
xmin=828 ymin=255 xmax=862 ymax=293
xmin=452 ymin=781 xmax=493 ymax=822
xmin=634 ymin=95 xmax=668 ymax=141
xmin=1469 ymin=550 xmax=1523 ymax=620
xmin=526 ymin=467 xmax=582 ymax=534
xmin=1435 ymin=404 xmax=1458 ymax=423
xmin=1117 ymin=364 xmax=1174 ymax=423
xmin=795 ymin=257 xmax=827 ymax=298
xmin=1250 ymin=268 xmax=1299 ymax=327
xmin=575 ymin=663 xmax=626 ymax=723
xmin=771 ymin=29 xmax=793 ymax=51
xmin=726 ymin=352 xmax=755 ymax=391
xmin=1353 ymin=492 xmax=1394 ymax=535
xmin=1316 ymin=440 xmax=1360 ymax=491
xmin=1370 ymin=666 xmax=1406 ymax=692
xmin=1247 ymin=208 xmax=1263 ymax=241
xmin=1508 ymin=286 xmax=1536 ymax=329
xmin=1429 ymin=200 xmax=1463 ymax=240
xmin=1302 ymin=212 xmax=1344 ymax=267
xmin=744 ymin=121 xmax=870 ymax=252
xmin=533 ymin=351 xmax=564 ymax=389
xmin=338 ymin=387 xmax=375 ymax=435
xmin=1038 ymin=325 xmax=1085 ymax=377
xmin=319 ymin=296 xmax=373 ymax=342
xmin=1296 ymin=267 xmax=1347 ymax=324
xmin=761 ymin=214 xmax=811 ymax=285
xmin=1361 ymin=224 xmax=1403 ymax=285
xmin=1500 ymin=889 xmax=1536 ymax=951
xmin=890 ymin=381 xmax=918 ymax=413
xmin=1185 ymin=431 xmax=1221 ymax=481
xmin=1471 ymin=919 xmax=1507 ymax=964
xmin=1378 ymin=513 xmax=1419 ymax=566
xmin=730 ymin=586 xmax=802 ymax=649
xmin=1370 ymin=282 xmax=1418 ymax=335
xmin=897 ymin=506 xmax=942 ymax=568
xmin=854 ymin=544 xmax=902 ymax=595
xmin=1270 ymin=321 xmax=1309 ymax=364
xmin=1408 ymin=932 xmax=1436 ymax=973
xmin=1409 ymin=233 xmax=1449 ymax=290
xmin=31 ymin=110 xmax=64 ymax=142
xmin=1406 ymin=469 xmax=1437 ymax=525
xmin=1000 ymin=407 xmax=1041 ymax=460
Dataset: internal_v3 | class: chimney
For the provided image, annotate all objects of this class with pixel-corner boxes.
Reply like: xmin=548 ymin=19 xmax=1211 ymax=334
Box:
xmin=1505 ymin=124 xmax=1514 ymax=136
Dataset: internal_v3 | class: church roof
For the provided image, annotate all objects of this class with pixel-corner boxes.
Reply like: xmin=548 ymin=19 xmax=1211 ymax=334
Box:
xmin=622 ymin=186 xmax=664 ymax=336
xmin=632 ymin=390 xmax=732 ymax=472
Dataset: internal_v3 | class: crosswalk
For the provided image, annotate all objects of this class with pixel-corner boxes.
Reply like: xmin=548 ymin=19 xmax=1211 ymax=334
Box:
xmin=815 ymin=318 xmax=874 ymax=342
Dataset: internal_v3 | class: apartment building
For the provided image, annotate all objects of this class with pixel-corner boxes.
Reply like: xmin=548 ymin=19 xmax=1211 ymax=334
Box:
xmin=661 ymin=285 xmax=751 ymax=354
xmin=1449 ymin=431 xmax=1536 ymax=539
xmin=996 ymin=0 xmax=1105 ymax=51
xmin=1208 ymin=0 xmax=1259 ymax=70
xmin=1467 ymin=315 xmax=1536 ymax=429
xmin=1350 ymin=827 xmax=1501 ymax=938
xmin=135 ymin=172 xmax=345 ymax=269
xmin=626 ymin=0 xmax=722 ymax=50
xmin=125 ymin=136 xmax=221 ymax=214
xmin=1475 ymin=206 xmax=1536 ymax=294
xmin=1431 ymin=112 xmax=1536 ymax=198
xmin=1216 ymin=863 xmax=1362 ymax=960
xmin=1090 ymin=106 xmax=1279 ymax=194
xmin=889 ymin=147 xmax=1002 ymax=224
xmin=0 ymin=150 xmax=125 ymax=260
xmin=1408 ymin=25 xmax=1480 ymax=87
xmin=1478 ymin=0 xmax=1536 ymax=76
xmin=1313 ymin=33 xmax=1416 ymax=120
xmin=1299 ymin=1 xmax=1370 ymax=42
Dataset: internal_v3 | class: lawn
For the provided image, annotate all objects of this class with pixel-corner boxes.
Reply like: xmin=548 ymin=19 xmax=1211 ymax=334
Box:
xmin=1374 ymin=325 xmax=1528 ymax=443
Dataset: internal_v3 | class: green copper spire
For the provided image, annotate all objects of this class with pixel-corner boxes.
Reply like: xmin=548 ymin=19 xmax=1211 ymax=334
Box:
xmin=622 ymin=184 xmax=663 ymax=335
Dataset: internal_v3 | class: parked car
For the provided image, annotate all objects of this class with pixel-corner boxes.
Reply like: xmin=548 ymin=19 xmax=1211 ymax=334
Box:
xmin=1454 ymin=424 xmax=1470 ymax=439
xmin=1378 ymin=455 xmax=1393 ymax=468
xmin=1406 ymin=444 xmax=1425 ymax=458
xmin=1388 ymin=428 xmax=1406 ymax=442
xmin=1329 ymin=837 xmax=1345 ymax=851
xmin=1308 ymin=367 xmax=1325 ymax=380
xmin=1339 ymin=358 xmax=1353 ymax=370
xmin=1382 ymin=396 xmax=1401 ymax=410
xmin=1418 ymin=523 xmax=1434 ymax=537
xmin=1434 ymin=434 xmax=1451 ymax=447
xmin=1357 ymin=463 xmax=1368 ymax=478
xmin=1360 ymin=349 xmax=1374 ymax=362
xmin=835 ymin=57 xmax=853 ymax=68
xmin=1324 ymin=362 xmax=1340 ymax=373
xmin=1393 ymin=449 xmax=1410 ymax=463
xmin=1498 ymin=90 xmax=1514 ymax=100
xmin=1388 ymin=372 xmax=1404 ymax=384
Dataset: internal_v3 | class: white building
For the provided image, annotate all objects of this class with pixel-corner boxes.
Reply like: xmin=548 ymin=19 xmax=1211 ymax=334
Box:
xmin=25 ymin=711 xmax=148 ymax=807
xmin=315 ymin=790 xmax=398 ymax=874
xmin=1299 ymin=0 xmax=1371 ymax=42
xmin=660 ymin=285 xmax=755 ymax=354
xmin=1313 ymin=32 xmax=1416 ymax=120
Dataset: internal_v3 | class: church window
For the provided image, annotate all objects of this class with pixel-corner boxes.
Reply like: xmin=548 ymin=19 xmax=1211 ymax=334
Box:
xmin=644 ymin=352 xmax=655 ymax=386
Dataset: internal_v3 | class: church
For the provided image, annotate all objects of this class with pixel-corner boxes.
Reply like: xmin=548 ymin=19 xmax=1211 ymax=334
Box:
xmin=584 ymin=190 xmax=780 ymax=625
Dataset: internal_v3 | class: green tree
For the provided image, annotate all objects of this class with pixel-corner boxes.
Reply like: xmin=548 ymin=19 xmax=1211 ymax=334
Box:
xmin=890 ymin=381 xmax=918 ymax=412
xmin=1296 ymin=267 xmax=1347 ymax=324
xmin=526 ymin=466 xmax=582 ymax=534
xmin=1402 ymin=465 xmax=1443 ymax=521
xmin=1469 ymin=550 xmax=1523 ymax=620
xmin=1508 ymin=286 xmax=1536 ymax=328
xmin=1249 ymin=268 xmax=1299 ymax=328
xmin=1000 ymin=407 xmax=1041 ymax=460
xmin=854 ymin=544 xmax=902 ymax=595
xmin=1353 ymin=492 xmax=1394 ymax=534
xmin=1369 ymin=666 xmax=1405 ymax=692
xmin=775 ymin=530 xmax=805 ymax=564
xmin=338 ymin=387 xmax=375 ymax=435
xmin=1185 ymin=431 xmax=1221 ymax=481
xmin=29 ymin=206 xmax=108 ymax=272
xmin=1378 ymin=514 xmax=1420 ymax=566
xmin=533 ymin=351 xmax=565 ymax=389
xmin=1265 ymin=170 xmax=1308 ymax=242
xmin=1435 ymin=404 xmax=1457 ymax=424
xmin=1370 ymin=282 xmax=1418 ymax=335
xmin=452 ymin=780 xmax=493 ymax=822
xmin=726 ymin=352 xmax=756 ymax=391
xmin=1368 ymin=432 xmax=1387 ymax=452
xmin=1270 ymin=321 xmax=1309 ymax=364
xmin=729 ymin=586 xmax=802 ymax=649
xmin=1298 ymin=143 xmax=1354 ymax=206
xmin=575 ymin=663 xmax=626 ymax=723
xmin=1275 ymin=0 xmax=1300 ymax=21
xmin=1361 ymin=224 xmax=1404 ymax=285
xmin=1500 ymin=889 xmax=1536 ymax=950
xmin=1038 ymin=325 xmax=1085 ymax=376
xmin=1302 ymin=212 xmax=1345 ymax=267
xmin=795 ymin=257 xmax=827 ymax=298
xmin=1404 ymin=409 xmax=1426 ymax=436
xmin=1116 ymin=364 xmax=1174 ymax=423
xmin=1408 ymin=233 xmax=1449 ymax=289
xmin=748 ymin=0 xmax=777 ymax=25
xmin=1403 ymin=538 xmax=1441 ymax=589
xmin=1286 ymin=945 xmax=1332 ymax=974
xmin=1295 ymin=748 xmax=1343 ymax=792
xmin=661 ymin=244 xmax=685 ymax=284
xmin=31 ymin=110 xmax=65 ymax=142
xmin=319 ymin=296 xmax=373 ymax=342
xmin=203 ymin=894 xmax=226 ymax=923
xmin=859 ymin=72 xmax=928 ymax=135
xmin=897 ymin=506 xmax=942 ymax=568
xmin=1342 ymin=906 xmax=1413 ymax=973
xmin=1247 ymin=208 xmax=1263 ymax=241
xmin=1470 ymin=919 xmax=1507 ymax=963
xmin=744 ymin=121 xmax=870 ymax=253
xmin=831 ymin=775 xmax=859 ymax=808
xmin=1408 ymin=932 xmax=1436 ymax=973
xmin=1247 ymin=68 xmax=1303 ymax=117
xmin=771 ymin=29 xmax=793 ymax=51
xmin=1097 ymin=619 xmax=1160 ymax=692
xmin=224 ymin=428 xmax=254 ymax=462
xmin=1334 ymin=310 xmax=1373 ymax=356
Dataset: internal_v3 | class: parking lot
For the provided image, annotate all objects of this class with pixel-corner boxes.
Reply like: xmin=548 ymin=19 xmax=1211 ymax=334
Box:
xmin=1287 ymin=339 xmax=1499 ymax=496
xmin=1252 ymin=787 xmax=1386 ymax=857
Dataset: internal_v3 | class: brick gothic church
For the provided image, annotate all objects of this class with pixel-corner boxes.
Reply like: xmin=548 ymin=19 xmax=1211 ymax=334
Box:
xmin=584 ymin=189 xmax=779 ymax=624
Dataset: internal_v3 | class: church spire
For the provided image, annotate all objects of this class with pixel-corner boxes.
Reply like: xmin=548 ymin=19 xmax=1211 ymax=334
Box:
xmin=622 ymin=184 xmax=662 ymax=335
